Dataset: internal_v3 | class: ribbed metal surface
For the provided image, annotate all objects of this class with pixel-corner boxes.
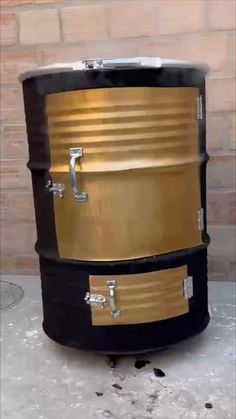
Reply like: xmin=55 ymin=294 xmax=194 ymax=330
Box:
xmin=45 ymin=87 xmax=202 ymax=261
xmin=46 ymin=87 xmax=200 ymax=173
xmin=89 ymin=266 xmax=188 ymax=325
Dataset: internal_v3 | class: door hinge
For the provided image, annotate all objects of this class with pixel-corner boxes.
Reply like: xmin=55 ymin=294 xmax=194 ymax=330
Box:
xmin=45 ymin=180 xmax=65 ymax=198
xmin=198 ymin=208 xmax=204 ymax=231
xmin=196 ymin=95 xmax=203 ymax=120
xmin=183 ymin=276 xmax=193 ymax=299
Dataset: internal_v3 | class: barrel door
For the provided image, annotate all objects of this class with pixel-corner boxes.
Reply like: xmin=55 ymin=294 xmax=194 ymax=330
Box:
xmin=85 ymin=266 xmax=191 ymax=326
xmin=46 ymin=86 xmax=203 ymax=261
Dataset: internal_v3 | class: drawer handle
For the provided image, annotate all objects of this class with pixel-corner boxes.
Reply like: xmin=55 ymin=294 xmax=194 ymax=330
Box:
xmin=69 ymin=148 xmax=88 ymax=202
xmin=106 ymin=280 xmax=120 ymax=318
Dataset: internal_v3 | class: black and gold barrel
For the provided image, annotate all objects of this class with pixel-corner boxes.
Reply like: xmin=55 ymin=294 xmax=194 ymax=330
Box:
xmin=20 ymin=57 xmax=210 ymax=353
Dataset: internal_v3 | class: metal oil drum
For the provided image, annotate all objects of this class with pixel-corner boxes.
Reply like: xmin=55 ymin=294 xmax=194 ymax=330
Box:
xmin=20 ymin=57 xmax=210 ymax=353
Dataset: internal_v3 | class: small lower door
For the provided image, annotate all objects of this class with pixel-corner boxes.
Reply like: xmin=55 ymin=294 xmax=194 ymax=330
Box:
xmin=87 ymin=265 xmax=190 ymax=326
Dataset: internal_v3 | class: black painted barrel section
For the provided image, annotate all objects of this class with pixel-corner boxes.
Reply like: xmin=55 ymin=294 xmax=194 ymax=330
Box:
xmin=21 ymin=65 xmax=210 ymax=353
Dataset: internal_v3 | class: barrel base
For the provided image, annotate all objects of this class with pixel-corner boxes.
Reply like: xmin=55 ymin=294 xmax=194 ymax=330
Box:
xmin=43 ymin=313 xmax=210 ymax=355
xmin=40 ymin=245 xmax=209 ymax=354
xmin=43 ymin=308 xmax=210 ymax=355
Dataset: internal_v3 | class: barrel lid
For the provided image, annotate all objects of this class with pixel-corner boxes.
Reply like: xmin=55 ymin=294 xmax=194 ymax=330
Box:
xmin=19 ymin=57 xmax=209 ymax=82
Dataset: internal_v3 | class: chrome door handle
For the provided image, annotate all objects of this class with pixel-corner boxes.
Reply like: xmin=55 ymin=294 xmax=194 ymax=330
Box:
xmin=69 ymin=147 xmax=88 ymax=202
xmin=106 ymin=280 xmax=120 ymax=318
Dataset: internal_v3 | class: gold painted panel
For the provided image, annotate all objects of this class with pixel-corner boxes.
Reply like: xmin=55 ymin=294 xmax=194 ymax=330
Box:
xmin=89 ymin=265 xmax=189 ymax=325
xmin=46 ymin=87 xmax=202 ymax=261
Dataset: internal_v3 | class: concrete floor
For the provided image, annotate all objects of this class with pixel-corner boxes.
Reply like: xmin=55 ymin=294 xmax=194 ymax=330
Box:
xmin=0 ymin=275 xmax=235 ymax=419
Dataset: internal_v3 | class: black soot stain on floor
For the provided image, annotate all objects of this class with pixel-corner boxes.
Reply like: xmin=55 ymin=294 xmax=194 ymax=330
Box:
xmin=134 ymin=359 xmax=151 ymax=369
xmin=153 ymin=368 xmax=165 ymax=377
xmin=205 ymin=402 xmax=213 ymax=409
xmin=112 ymin=384 xmax=123 ymax=390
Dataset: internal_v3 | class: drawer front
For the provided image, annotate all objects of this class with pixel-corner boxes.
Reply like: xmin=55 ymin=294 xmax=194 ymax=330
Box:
xmin=87 ymin=265 xmax=190 ymax=326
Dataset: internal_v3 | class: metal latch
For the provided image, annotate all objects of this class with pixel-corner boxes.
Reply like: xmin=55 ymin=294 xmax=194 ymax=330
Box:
xmin=85 ymin=280 xmax=121 ymax=318
xmin=198 ymin=208 xmax=204 ymax=230
xmin=45 ymin=180 xmax=65 ymax=198
xmin=183 ymin=276 xmax=193 ymax=299
xmin=72 ymin=57 xmax=162 ymax=71
xmin=196 ymin=95 xmax=203 ymax=120
xmin=84 ymin=293 xmax=106 ymax=308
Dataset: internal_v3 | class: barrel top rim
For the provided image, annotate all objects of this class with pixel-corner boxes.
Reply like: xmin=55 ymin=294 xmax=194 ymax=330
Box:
xmin=19 ymin=57 xmax=209 ymax=82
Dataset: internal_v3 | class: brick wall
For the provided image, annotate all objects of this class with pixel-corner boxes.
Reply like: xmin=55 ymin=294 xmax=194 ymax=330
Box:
xmin=0 ymin=0 xmax=235 ymax=279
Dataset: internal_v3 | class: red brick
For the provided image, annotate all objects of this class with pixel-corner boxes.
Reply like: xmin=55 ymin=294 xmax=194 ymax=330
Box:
xmin=0 ymin=192 xmax=34 ymax=224
xmin=207 ymin=0 xmax=236 ymax=30
xmin=0 ymin=160 xmax=31 ymax=190
xmin=139 ymin=33 xmax=228 ymax=73
xmin=207 ymin=191 xmax=229 ymax=223
xmin=207 ymin=78 xmax=236 ymax=113
xmin=228 ymin=34 xmax=236 ymax=77
xmin=1 ymin=125 xmax=28 ymax=159
xmin=19 ymin=9 xmax=60 ymax=45
xmin=14 ymin=255 xmax=39 ymax=275
xmin=1 ymin=223 xmax=36 ymax=254
xmin=1 ymin=0 xmax=59 ymax=4
xmin=181 ymin=33 xmax=228 ymax=73
xmin=0 ymin=255 xmax=39 ymax=275
xmin=35 ymin=0 xmax=58 ymax=3
xmin=229 ymin=113 xmax=236 ymax=150
xmin=0 ymin=190 xmax=35 ymax=223
xmin=40 ymin=41 xmax=139 ymax=65
xmin=206 ymin=115 xmax=229 ymax=151
xmin=108 ymin=0 xmax=155 ymax=38
xmin=40 ymin=46 xmax=87 ymax=65
xmin=138 ymin=37 xmax=182 ymax=60
xmin=9 ymin=192 xmax=35 ymax=222
xmin=0 ymin=51 xmax=40 ymax=85
xmin=0 ymin=88 xmax=24 ymax=121
xmin=0 ymin=13 xmax=17 ymax=47
xmin=156 ymin=0 xmax=205 ymax=35
xmin=207 ymin=155 xmax=235 ymax=188
xmin=0 ymin=193 xmax=8 ymax=221
xmin=61 ymin=4 xmax=108 ymax=42
xmin=86 ymin=39 xmax=139 ymax=58
xmin=229 ymin=192 xmax=236 ymax=224
xmin=1 ymin=0 xmax=32 ymax=5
